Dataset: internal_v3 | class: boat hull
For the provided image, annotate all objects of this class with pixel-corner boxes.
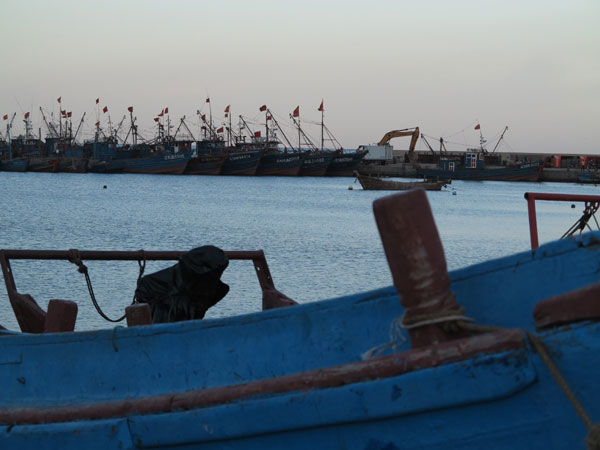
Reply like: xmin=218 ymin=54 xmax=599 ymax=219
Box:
xmin=417 ymin=163 xmax=541 ymax=181
xmin=356 ymin=173 xmax=446 ymax=190
xmin=221 ymin=150 xmax=263 ymax=175
xmin=0 ymin=233 xmax=600 ymax=448
xmin=122 ymin=152 xmax=192 ymax=175
xmin=298 ymin=152 xmax=334 ymax=176
xmin=326 ymin=151 xmax=367 ymax=177
xmin=184 ymin=154 xmax=227 ymax=175
xmin=57 ymin=157 xmax=88 ymax=173
xmin=256 ymin=152 xmax=303 ymax=176
xmin=0 ymin=158 xmax=28 ymax=172
xmin=26 ymin=157 xmax=60 ymax=173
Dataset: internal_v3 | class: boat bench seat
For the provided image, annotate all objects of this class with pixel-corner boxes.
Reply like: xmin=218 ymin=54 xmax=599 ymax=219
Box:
xmin=534 ymin=280 xmax=600 ymax=329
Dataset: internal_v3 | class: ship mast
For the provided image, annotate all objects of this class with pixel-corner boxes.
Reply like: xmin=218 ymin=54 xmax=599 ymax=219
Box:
xmin=319 ymin=100 xmax=324 ymax=150
xmin=6 ymin=113 xmax=16 ymax=159
xmin=290 ymin=115 xmax=317 ymax=150
xmin=238 ymin=115 xmax=257 ymax=142
xmin=267 ymin=109 xmax=295 ymax=150
xmin=491 ymin=126 xmax=509 ymax=154
xmin=73 ymin=112 xmax=86 ymax=144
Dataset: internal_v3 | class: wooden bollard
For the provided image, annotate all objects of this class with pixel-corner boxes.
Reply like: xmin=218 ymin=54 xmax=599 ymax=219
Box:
xmin=373 ymin=190 xmax=465 ymax=347
xmin=126 ymin=303 xmax=153 ymax=327
xmin=44 ymin=299 xmax=78 ymax=333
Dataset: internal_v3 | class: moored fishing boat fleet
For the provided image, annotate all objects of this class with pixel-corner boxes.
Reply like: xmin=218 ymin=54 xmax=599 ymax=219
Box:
xmin=0 ymin=98 xmax=367 ymax=177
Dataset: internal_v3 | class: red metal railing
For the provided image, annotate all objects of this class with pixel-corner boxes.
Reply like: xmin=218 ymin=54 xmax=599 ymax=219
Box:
xmin=524 ymin=192 xmax=600 ymax=249
xmin=0 ymin=249 xmax=292 ymax=332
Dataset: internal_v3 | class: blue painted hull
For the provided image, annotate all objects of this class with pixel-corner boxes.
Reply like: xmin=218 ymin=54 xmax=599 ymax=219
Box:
xmin=418 ymin=163 xmax=541 ymax=181
xmin=256 ymin=151 xmax=303 ymax=176
xmin=326 ymin=151 xmax=367 ymax=177
xmin=122 ymin=151 xmax=192 ymax=175
xmin=221 ymin=150 xmax=263 ymax=175
xmin=1 ymin=231 xmax=600 ymax=448
xmin=0 ymin=158 xmax=28 ymax=172
xmin=298 ymin=152 xmax=334 ymax=176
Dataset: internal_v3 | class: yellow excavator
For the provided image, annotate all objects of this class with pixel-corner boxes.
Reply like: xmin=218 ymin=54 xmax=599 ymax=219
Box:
xmin=377 ymin=127 xmax=420 ymax=151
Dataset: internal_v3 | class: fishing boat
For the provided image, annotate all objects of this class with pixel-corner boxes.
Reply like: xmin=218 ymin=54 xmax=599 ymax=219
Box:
xmin=88 ymin=112 xmax=192 ymax=175
xmin=354 ymin=171 xmax=449 ymax=191
xmin=417 ymin=126 xmax=542 ymax=181
xmin=417 ymin=155 xmax=542 ymax=181
xmin=249 ymin=110 xmax=303 ymax=177
xmin=1 ymin=190 xmax=599 ymax=449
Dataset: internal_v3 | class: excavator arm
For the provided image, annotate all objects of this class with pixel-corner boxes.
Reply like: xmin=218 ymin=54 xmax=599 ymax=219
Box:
xmin=377 ymin=127 xmax=420 ymax=151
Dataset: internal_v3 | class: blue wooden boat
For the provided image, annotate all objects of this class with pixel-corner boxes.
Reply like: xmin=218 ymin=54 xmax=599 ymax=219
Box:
xmin=1 ymin=190 xmax=599 ymax=449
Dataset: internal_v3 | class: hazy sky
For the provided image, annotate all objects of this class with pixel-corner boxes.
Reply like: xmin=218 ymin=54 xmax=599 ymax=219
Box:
xmin=1 ymin=0 xmax=598 ymax=154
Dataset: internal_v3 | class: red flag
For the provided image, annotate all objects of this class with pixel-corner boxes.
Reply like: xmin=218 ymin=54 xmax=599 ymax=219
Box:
xmin=254 ymin=131 xmax=261 ymax=138
xmin=259 ymin=105 xmax=267 ymax=112
xmin=318 ymin=100 xmax=323 ymax=112
xmin=24 ymin=112 xmax=30 ymax=119
xmin=158 ymin=109 xmax=164 ymax=117
xmin=267 ymin=115 xmax=272 ymax=121
xmin=103 ymin=106 xmax=108 ymax=113
xmin=224 ymin=113 xmax=228 ymax=118
xmin=154 ymin=118 xmax=159 ymax=122
xmin=224 ymin=105 xmax=230 ymax=113
xmin=95 ymin=98 xmax=99 ymax=104
xmin=292 ymin=106 xmax=299 ymax=117
xmin=57 ymin=96 xmax=61 ymax=103
xmin=164 ymin=107 xmax=168 ymax=114
xmin=474 ymin=124 xmax=481 ymax=130
xmin=217 ymin=127 xmax=224 ymax=133
xmin=2 ymin=115 xmax=7 ymax=120
xmin=95 ymin=121 xmax=100 ymax=127
xmin=201 ymin=114 xmax=206 ymax=121
xmin=67 ymin=112 xmax=72 ymax=118
xmin=206 ymin=97 xmax=210 ymax=103
xmin=127 ymin=106 xmax=133 ymax=112
xmin=61 ymin=110 xmax=67 ymax=117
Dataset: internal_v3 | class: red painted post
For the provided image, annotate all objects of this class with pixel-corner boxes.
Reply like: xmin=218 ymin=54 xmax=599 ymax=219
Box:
xmin=373 ymin=190 xmax=467 ymax=347
xmin=524 ymin=193 xmax=540 ymax=249
xmin=44 ymin=300 xmax=78 ymax=333
xmin=126 ymin=304 xmax=153 ymax=327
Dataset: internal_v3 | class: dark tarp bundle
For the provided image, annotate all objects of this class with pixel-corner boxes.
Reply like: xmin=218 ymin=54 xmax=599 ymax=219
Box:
xmin=134 ymin=246 xmax=229 ymax=323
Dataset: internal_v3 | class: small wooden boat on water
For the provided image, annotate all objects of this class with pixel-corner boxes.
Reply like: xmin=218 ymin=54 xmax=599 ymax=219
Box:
xmin=1 ymin=191 xmax=599 ymax=449
xmin=354 ymin=171 xmax=449 ymax=191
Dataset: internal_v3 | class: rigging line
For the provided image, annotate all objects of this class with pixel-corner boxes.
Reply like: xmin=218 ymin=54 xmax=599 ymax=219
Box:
xmin=444 ymin=120 xmax=480 ymax=139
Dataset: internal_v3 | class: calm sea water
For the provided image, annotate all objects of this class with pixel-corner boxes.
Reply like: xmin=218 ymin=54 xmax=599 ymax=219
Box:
xmin=0 ymin=172 xmax=598 ymax=330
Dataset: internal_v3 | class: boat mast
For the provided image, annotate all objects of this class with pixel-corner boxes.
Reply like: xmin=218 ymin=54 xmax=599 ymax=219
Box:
xmin=267 ymin=109 xmax=295 ymax=150
xmin=57 ymin=97 xmax=62 ymax=140
xmin=320 ymin=100 xmax=324 ymax=150
xmin=238 ymin=115 xmax=256 ymax=142
xmin=7 ymin=113 xmax=15 ymax=159
xmin=225 ymin=105 xmax=232 ymax=147
xmin=290 ymin=115 xmax=317 ymax=150
xmin=73 ymin=112 xmax=86 ymax=144
xmin=491 ymin=126 xmax=509 ymax=154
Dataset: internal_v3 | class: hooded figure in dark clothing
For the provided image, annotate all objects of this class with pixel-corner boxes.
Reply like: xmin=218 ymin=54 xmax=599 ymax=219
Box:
xmin=134 ymin=246 xmax=230 ymax=324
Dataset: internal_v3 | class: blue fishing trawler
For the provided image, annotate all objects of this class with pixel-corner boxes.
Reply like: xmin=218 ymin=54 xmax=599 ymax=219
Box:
xmin=0 ymin=190 xmax=599 ymax=449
